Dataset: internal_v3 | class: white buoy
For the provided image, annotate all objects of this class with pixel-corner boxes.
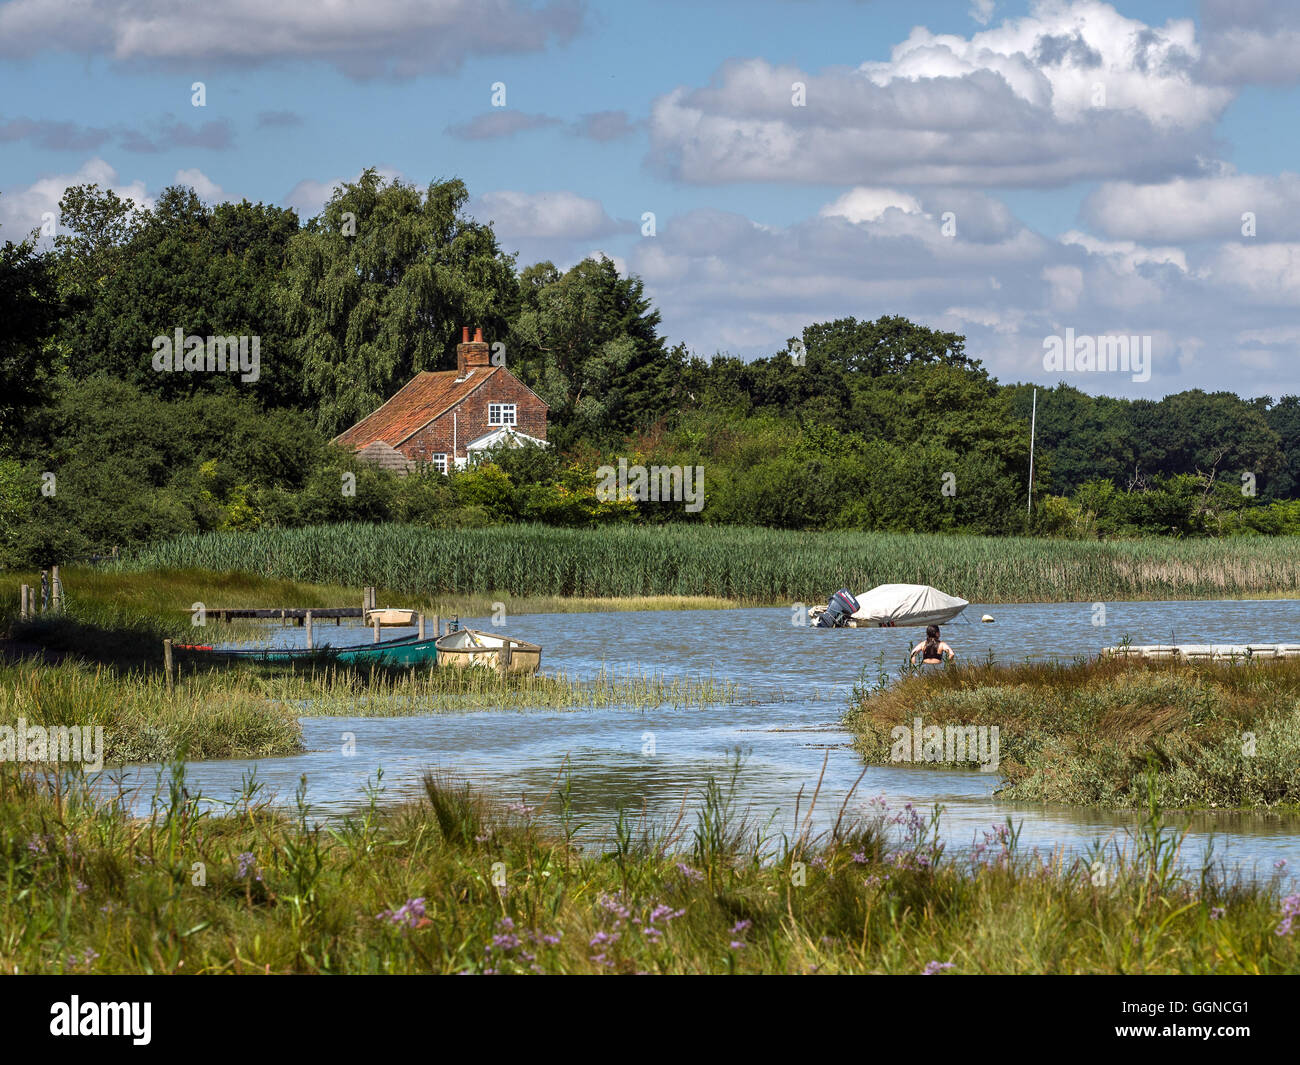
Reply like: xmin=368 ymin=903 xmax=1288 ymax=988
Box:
xmin=981 ymin=614 xmax=994 ymax=623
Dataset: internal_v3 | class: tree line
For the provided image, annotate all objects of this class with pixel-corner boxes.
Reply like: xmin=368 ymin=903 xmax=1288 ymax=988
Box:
xmin=2 ymin=167 xmax=1299 ymax=564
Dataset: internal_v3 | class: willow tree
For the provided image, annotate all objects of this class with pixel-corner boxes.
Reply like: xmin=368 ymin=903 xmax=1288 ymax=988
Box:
xmin=282 ymin=170 xmax=515 ymax=436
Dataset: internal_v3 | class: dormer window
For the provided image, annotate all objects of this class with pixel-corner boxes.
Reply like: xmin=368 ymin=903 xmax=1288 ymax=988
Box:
xmin=488 ymin=403 xmax=516 ymax=427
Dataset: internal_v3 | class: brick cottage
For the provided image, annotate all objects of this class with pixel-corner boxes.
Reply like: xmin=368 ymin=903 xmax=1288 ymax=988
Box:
xmin=334 ymin=327 xmax=548 ymax=474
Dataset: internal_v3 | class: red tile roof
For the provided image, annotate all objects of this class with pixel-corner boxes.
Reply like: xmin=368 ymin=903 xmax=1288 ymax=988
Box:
xmin=333 ymin=368 xmax=501 ymax=450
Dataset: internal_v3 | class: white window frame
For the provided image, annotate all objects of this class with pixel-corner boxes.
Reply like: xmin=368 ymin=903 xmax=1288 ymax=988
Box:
xmin=430 ymin=453 xmax=449 ymax=475
xmin=488 ymin=403 xmax=517 ymax=427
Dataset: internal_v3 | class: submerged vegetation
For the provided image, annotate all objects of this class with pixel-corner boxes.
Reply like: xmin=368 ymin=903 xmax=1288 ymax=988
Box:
xmin=120 ymin=523 xmax=1300 ymax=603
xmin=2 ymin=764 xmax=1296 ymax=974
xmin=845 ymin=656 xmax=1300 ymax=809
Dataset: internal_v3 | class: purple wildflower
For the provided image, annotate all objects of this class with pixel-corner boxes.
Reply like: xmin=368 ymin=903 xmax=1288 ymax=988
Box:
xmin=598 ymin=894 xmax=631 ymax=921
xmin=491 ymin=917 xmax=520 ymax=951
xmin=378 ymin=897 xmax=427 ymax=929
xmin=922 ymin=961 xmax=955 ymax=975
xmin=1275 ymin=894 xmax=1300 ymax=937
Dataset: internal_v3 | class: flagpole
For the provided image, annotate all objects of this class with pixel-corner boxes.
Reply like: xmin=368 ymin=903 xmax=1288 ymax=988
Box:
xmin=1027 ymin=387 xmax=1037 ymax=517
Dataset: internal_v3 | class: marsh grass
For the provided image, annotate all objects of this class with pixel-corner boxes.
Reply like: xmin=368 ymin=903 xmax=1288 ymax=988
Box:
xmin=120 ymin=523 xmax=1300 ymax=603
xmin=0 ymin=660 xmax=302 ymax=763
xmin=0 ymin=655 xmax=744 ymax=768
xmin=3 ymin=763 xmax=1296 ymax=974
xmin=845 ymin=655 xmax=1300 ymax=808
xmin=279 ymin=664 xmax=745 ymax=715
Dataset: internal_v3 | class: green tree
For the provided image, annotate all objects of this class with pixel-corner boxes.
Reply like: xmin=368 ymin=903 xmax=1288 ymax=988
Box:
xmin=1262 ymin=395 xmax=1300 ymax=499
xmin=508 ymin=256 xmax=677 ymax=446
xmin=0 ymin=231 xmax=59 ymax=447
xmin=55 ymin=184 xmax=301 ymax=407
xmin=803 ymin=315 xmax=974 ymax=377
xmin=282 ymin=170 xmax=516 ymax=436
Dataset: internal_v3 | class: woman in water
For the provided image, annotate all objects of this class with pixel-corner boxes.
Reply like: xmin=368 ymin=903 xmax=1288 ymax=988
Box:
xmin=910 ymin=625 xmax=955 ymax=666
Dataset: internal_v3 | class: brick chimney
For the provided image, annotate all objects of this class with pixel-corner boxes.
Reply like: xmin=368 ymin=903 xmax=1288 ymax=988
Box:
xmin=457 ymin=326 xmax=491 ymax=374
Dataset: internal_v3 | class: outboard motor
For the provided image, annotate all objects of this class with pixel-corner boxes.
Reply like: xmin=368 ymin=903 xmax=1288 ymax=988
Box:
xmin=815 ymin=588 xmax=860 ymax=628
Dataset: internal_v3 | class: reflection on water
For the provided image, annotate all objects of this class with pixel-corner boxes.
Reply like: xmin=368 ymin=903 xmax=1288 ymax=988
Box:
xmin=110 ymin=599 xmax=1300 ymax=878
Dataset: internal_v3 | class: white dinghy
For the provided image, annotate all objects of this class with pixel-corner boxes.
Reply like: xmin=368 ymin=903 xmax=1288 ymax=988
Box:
xmin=434 ymin=628 xmax=542 ymax=674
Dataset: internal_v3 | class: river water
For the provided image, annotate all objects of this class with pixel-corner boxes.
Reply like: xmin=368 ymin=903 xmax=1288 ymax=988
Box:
xmin=109 ymin=599 xmax=1300 ymax=878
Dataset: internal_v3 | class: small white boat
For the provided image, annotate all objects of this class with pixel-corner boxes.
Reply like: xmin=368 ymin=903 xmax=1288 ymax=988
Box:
xmin=434 ymin=628 xmax=542 ymax=674
xmin=366 ymin=608 xmax=418 ymax=626
xmin=809 ymin=584 xmax=968 ymax=628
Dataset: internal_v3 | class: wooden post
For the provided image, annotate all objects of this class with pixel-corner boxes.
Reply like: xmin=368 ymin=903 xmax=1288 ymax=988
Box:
xmin=502 ymin=639 xmax=513 ymax=670
xmin=163 ymin=638 xmax=174 ymax=691
xmin=373 ymin=617 xmax=381 ymax=643
xmin=432 ymin=614 xmax=440 ymax=639
xmin=418 ymin=613 xmax=425 ymax=640
xmin=305 ymin=610 xmax=313 ymax=649
xmin=50 ymin=566 xmax=61 ymax=613
xmin=19 ymin=584 xmax=28 ymax=620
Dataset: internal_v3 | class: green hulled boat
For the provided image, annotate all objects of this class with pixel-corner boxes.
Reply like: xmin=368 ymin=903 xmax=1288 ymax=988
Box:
xmin=175 ymin=632 xmax=439 ymax=668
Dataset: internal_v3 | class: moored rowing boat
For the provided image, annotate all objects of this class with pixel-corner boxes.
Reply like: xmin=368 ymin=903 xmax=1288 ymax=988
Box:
xmin=365 ymin=608 xmax=418 ymax=626
xmin=174 ymin=632 xmax=440 ymax=668
xmin=433 ymin=629 xmax=541 ymax=674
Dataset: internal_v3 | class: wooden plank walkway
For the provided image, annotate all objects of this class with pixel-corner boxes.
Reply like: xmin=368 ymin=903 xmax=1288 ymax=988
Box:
xmin=1104 ymin=644 xmax=1300 ymax=660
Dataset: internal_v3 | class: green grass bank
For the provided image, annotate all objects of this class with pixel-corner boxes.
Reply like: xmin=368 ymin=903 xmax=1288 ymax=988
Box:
xmin=845 ymin=657 xmax=1300 ymax=809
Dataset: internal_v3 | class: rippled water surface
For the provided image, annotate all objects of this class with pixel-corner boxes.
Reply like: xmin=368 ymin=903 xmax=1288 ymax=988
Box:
xmin=109 ymin=598 xmax=1300 ymax=877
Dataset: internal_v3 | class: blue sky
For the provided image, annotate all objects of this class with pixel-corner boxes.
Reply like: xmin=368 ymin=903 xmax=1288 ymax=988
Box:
xmin=2 ymin=0 xmax=1299 ymax=400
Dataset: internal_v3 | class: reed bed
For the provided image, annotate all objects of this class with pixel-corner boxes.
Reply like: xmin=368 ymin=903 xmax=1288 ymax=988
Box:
xmin=3 ymin=763 xmax=1296 ymax=974
xmin=119 ymin=524 xmax=1300 ymax=604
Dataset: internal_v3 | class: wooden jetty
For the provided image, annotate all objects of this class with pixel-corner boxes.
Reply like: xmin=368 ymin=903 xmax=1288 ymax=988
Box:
xmin=202 ymin=606 xmax=361 ymax=624
xmin=1104 ymin=644 xmax=1300 ymax=660
xmin=192 ymin=586 xmax=383 ymax=624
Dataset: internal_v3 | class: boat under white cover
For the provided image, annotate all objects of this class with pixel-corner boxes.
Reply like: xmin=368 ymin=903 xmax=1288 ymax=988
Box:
xmin=850 ymin=584 xmax=968 ymax=627
xmin=809 ymin=583 xmax=969 ymax=628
